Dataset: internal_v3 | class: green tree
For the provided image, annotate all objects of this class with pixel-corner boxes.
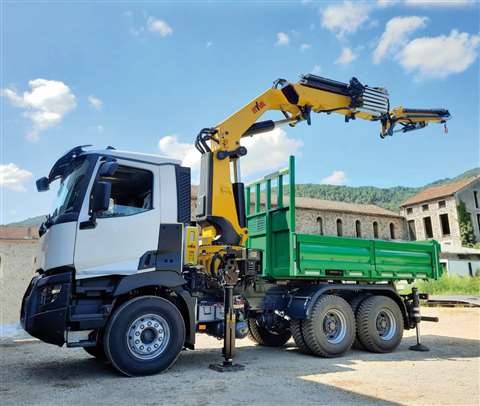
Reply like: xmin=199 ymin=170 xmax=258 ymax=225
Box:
xmin=457 ymin=200 xmax=477 ymax=247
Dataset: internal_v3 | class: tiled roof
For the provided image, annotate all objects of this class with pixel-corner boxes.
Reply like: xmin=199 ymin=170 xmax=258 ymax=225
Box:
xmin=401 ymin=177 xmax=479 ymax=207
xmin=293 ymin=196 xmax=402 ymax=218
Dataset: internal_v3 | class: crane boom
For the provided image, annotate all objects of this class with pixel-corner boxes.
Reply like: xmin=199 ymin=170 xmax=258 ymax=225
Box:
xmin=194 ymin=73 xmax=450 ymax=277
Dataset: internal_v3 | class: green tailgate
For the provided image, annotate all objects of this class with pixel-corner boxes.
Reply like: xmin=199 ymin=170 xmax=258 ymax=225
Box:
xmin=246 ymin=156 xmax=442 ymax=282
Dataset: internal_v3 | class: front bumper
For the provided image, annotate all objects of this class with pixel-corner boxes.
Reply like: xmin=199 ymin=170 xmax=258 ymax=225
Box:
xmin=20 ymin=271 xmax=72 ymax=346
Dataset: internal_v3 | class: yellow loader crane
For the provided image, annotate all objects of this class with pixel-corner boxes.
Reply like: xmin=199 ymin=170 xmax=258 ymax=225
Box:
xmin=194 ymin=73 xmax=449 ymax=371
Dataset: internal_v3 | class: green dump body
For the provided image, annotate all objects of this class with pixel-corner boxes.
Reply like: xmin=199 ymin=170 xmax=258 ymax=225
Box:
xmin=246 ymin=156 xmax=442 ymax=282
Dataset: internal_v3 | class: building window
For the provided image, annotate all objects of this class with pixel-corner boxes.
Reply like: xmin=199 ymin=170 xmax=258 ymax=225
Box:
xmin=477 ymin=214 xmax=480 ymax=231
xmin=355 ymin=220 xmax=362 ymax=238
xmin=438 ymin=200 xmax=446 ymax=209
xmin=423 ymin=217 xmax=433 ymax=238
xmin=439 ymin=213 xmax=450 ymax=235
xmin=317 ymin=217 xmax=323 ymax=235
xmin=389 ymin=223 xmax=395 ymax=239
xmin=408 ymin=220 xmax=416 ymax=240
xmin=474 ymin=191 xmax=479 ymax=209
xmin=406 ymin=207 xmax=413 ymax=215
xmin=373 ymin=221 xmax=379 ymax=239
xmin=336 ymin=219 xmax=343 ymax=237
xmin=422 ymin=204 xmax=429 ymax=212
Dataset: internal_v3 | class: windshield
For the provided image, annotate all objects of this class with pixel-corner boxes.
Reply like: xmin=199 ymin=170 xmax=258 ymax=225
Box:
xmin=50 ymin=157 xmax=90 ymax=219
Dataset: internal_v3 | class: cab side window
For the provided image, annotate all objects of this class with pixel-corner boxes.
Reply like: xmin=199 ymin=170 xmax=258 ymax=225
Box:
xmin=97 ymin=165 xmax=153 ymax=217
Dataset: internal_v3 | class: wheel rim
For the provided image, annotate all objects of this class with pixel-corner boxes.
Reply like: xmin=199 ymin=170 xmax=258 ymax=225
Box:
xmin=322 ymin=309 xmax=347 ymax=344
xmin=126 ymin=314 xmax=171 ymax=360
xmin=376 ymin=309 xmax=396 ymax=341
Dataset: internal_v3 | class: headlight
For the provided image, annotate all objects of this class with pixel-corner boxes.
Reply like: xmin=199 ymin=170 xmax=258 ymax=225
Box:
xmin=41 ymin=284 xmax=62 ymax=305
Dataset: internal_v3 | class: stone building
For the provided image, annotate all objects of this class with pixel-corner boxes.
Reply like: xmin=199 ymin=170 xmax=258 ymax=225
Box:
xmin=286 ymin=197 xmax=406 ymax=240
xmin=400 ymin=176 xmax=480 ymax=276
xmin=0 ymin=226 xmax=39 ymax=330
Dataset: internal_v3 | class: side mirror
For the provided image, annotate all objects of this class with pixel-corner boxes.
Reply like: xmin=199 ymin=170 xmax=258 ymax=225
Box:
xmin=99 ymin=161 xmax=118 ymax=177
xmin=36 ymin=177 xmax=50 ymax=192
xmin=91 ymin=181 xmax=111 ymax=213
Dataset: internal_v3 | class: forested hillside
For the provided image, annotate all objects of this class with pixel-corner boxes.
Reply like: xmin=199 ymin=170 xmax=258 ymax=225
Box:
xmin=294 ymin=167 xmax=480 ymax=213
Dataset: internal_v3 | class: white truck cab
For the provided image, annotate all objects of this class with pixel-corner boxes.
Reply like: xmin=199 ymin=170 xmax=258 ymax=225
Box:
xmin=35 ymin=146 xmax=190 ymax=279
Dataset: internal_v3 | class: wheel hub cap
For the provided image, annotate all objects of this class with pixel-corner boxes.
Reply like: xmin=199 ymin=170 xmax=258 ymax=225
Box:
xmin=127 ymin=314 xmax=170 ymax=360
xmin=322 ymin=310 xmax=347 ymax=344
xmin=376 ymin=309 xmax=396 ymax=341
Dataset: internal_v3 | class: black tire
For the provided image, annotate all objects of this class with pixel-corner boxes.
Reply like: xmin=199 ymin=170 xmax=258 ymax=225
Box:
xmin=104 ymin=296 xmax=185 ymax=376
xmin=83 ymin=342 xmax=107 ymax=360
xmin=302 ymin=295 xmax=355 ymax=358
xmin=247 ymin=318 xmax=291 ymax=347
xmin=357 ymin=295 xmax=404 ymax=353
xmin=349 ymin=294 xmax=369 ymax=350
xmin=290 ymin=319 xmax=312 ymax=354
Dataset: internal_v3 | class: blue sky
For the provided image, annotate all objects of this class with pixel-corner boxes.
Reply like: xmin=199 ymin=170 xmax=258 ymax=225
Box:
xmin=1 ymin=0 xmax=479 ymax=224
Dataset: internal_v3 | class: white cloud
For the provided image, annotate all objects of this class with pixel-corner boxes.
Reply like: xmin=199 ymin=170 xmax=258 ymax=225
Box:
xmin=321 ymin=170 xmax=347 ymax=185
xmin=398 ymin=30 xmax=480 ymax=78
xmin=404 ymin=0 xmax=474 ymax=7
xmin=312 ymin=64 xmax=321 ymax=74
xmin=0 ymin=163 xmax=33 ymax=192
xmin=2 ymin=79 xmax=76 ymax=141
xmin=88 ymin=95 xmax=103 ymax=110
xmin=321 ymin=1 xmax=371 ymax=38
xmin=147 ymin=17 xmax=173 ymax=37
xmin=206 ymin=41 xmax=213 ymax=48
xmin=158 ymin=128 xmax=302 ymax=182
xmin=300 ymin=43 xmax=312 ymax=52
xmin=158 ymin=135 xmax=200 ymax=171
xmin=275 ymin=32 xmax=290 ymax=46
xmin=335 ymin=47 xmax=357 ymax=65
xmin=373 ymin=16 xmax=428 ymax=64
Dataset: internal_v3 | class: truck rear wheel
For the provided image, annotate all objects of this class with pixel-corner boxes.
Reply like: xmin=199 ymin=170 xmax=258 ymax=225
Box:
xmin=247 ymin=318 xmax=291 ymax=347
xmin=104 ymin=296 xmax=185 ymax=376
xmin=356 ymin=296 xmax=403 ymax=353
xmin=302 ymin=295 xmax=355 ymax=357
xmin=290 ymin=319 xmax=312 ymax=354
xmin=349 ymin=294 xmax=370 ymax=350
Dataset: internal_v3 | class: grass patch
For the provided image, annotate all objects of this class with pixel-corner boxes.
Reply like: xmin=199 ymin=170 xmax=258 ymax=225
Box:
xmin=400 ymin=275 xmax=480 ymax=296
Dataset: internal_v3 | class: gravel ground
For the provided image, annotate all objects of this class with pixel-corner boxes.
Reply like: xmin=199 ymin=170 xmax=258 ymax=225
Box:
xmin=1 ymin=307 xmax=479 ymax=406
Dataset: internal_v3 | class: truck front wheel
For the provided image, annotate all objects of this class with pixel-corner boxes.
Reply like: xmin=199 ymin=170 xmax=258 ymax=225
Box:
xmin=302 ymin=295 xmax=355 ymax=357
xmin=247 ymin=318 xmax=291 ymax=347
xmin=104 ymin=296 xmax=185 ymax=376
xmin=356 ymin=296 xmax=403 ymax=353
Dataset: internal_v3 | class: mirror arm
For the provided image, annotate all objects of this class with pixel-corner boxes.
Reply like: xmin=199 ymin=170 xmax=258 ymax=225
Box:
xmin=79 ymin=214 xmax=97 ymax=230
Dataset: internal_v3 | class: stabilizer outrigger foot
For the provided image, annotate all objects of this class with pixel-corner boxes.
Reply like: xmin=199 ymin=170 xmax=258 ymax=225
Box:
xmin=209 ymin=361 xmax=245 ymax=372
xmin=408 ymin=287 xmax=437 ymax=352
xmin=209 ymin=283 xmax=245 ymax=373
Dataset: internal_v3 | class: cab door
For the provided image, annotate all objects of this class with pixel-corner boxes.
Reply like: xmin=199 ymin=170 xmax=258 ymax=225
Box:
xmin=73 ymin=159 xmax=161 ymax=279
